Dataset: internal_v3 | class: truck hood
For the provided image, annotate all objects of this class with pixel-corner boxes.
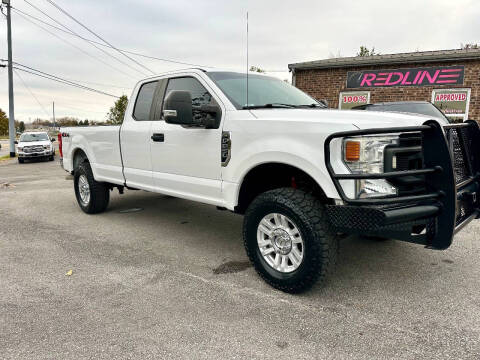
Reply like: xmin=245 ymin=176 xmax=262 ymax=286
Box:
xmin=18 ymin=140 xmax=51 ymax=147
xmin=249 ymin=108 xmax=439 ymax=129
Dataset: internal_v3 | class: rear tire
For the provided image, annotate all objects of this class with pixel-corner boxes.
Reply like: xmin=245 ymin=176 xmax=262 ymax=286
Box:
xmin=74 ymin=161 xmax=110 ymax=214
xmin=243 ymin=188 xmax=338 ymax=293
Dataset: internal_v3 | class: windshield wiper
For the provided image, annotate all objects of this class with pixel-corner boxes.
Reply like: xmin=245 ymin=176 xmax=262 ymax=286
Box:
xmin=296 ymin=103 xmax=326 ymax=108
xmin=243 ymin=103 xmax=297 ymax=110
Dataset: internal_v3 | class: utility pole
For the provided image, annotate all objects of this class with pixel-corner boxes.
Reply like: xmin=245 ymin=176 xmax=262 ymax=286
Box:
xmin=52 ymin=101 xmax=56 ymax=129
xmin=3 ymin=0 xmax=15 ymax=157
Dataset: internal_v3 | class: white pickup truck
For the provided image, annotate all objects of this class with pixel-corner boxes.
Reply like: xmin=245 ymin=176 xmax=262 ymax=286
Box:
xmin=59 ymin=69 xmax=480 ymax=293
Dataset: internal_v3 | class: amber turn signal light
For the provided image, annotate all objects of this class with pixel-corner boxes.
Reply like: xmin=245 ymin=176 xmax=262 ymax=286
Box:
xmin=345 ymin=141 xmax=360 ymax=161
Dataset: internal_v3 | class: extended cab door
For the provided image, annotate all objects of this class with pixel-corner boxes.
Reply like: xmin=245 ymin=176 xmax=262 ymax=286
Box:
xmin=150 ymin=75 xmax=224 ymax=205
xmin=120 ymin=80 xmax=160 ymax=190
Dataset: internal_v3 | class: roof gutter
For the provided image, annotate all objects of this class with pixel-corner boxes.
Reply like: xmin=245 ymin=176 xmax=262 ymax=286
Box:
xmin=288 ymin=54 xmax=480 ymax=71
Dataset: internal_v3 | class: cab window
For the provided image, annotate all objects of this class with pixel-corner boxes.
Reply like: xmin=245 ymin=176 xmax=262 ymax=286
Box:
xmin=163 ymin=77 xmax=219 ymax=122
xmin=133 ymin=81 xmax=158 ymax=120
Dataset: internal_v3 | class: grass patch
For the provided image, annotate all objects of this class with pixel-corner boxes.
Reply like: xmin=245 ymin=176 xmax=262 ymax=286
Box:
xmin=0 ymin=154 xmax=16 ymax=162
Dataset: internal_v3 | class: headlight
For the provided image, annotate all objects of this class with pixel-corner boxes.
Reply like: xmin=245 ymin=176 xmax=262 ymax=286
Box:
xmin=43 ymin=144 xmax=51 ymax=150
xmin=18 ymin=146 xmax=23 ymax=151
xmin=342 ymin=135 xmax=399 ymax=199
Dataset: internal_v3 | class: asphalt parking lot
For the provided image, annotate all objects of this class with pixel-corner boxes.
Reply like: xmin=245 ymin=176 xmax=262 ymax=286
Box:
xmin=1 ymin=159 xmax=479 ymax=359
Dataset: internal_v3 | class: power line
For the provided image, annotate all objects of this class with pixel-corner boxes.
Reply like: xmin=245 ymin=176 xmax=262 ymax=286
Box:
xmin=21 ymin=0 xmax=148 ymax=77
xmin=13 ymin=68 xmax=51 ymax=118
xmin=14 ymin=66 xmax=120 ymax=98
xmin=13 ymin=71 xmax=111 ymax=117
xmin=4 ymin=61 xmax=120 ymax=98
xmin=62 ymin=79 xmax=132 ymax=90
xmin=13 ymin=61 xmax=121 ymax=97
xmin=54 ymin=104 xmax=108 ymax=115
xmin=13 ymin=6 xmax=214 ymax=68
xmin=14 ymin=4 xmax=282 ymax=74
xmin=13 ymin=9 xmax=138 ymax=81
xmin=44 ymin=0 xmax=156 ymax=75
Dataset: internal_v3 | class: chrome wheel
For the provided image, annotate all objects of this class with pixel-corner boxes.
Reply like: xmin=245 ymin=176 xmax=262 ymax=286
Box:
xmin=78 ymin=174 xmax=90 ymax=206
xmin=257 ymin=213 xmax=304 ymax=273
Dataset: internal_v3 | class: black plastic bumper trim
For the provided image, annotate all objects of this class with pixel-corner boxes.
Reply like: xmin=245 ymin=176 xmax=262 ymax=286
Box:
xmin=333 ymin=167 xmax=441 ymax=180
xmin=383 ymin=205 xmax=440 ymax=225
xmin=344 ymin=192 xmax=442 ymax=206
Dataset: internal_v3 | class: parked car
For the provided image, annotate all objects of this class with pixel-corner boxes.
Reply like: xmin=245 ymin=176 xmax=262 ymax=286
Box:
xmin=16 ymin=131 xmax=55 ymax=163
xmin=352 ymin=101 xmax=451 ymax=124
xmin=59 ymin=69 xmax=480 ymax=293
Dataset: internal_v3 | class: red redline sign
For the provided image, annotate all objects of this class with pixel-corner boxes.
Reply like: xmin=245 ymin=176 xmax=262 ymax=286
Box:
xmin=347 ymin=66 xmax=464 ymax=88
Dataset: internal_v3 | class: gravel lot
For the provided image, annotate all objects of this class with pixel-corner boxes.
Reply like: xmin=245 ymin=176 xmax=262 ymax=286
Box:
xmin=1 ymin=159 xmax=479 ymax=359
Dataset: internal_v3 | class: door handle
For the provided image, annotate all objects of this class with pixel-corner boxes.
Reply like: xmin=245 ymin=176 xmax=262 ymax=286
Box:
xmin=151 ymin=133 xmax=165 ymax=142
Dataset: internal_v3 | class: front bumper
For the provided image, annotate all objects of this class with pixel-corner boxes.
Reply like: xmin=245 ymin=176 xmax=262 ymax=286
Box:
xmin=325 ymin=120 xmax=480 ymax=250
xmin=18 ymin=149 xmax=55 ymax=158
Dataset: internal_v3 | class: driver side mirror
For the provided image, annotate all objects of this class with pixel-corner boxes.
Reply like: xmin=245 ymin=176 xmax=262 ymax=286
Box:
xmin=14 ymin=140 xmax=18 ymax=144
xmin=163 ymin=91 xmax=194 ymax=126
xmin=51 ymin=138 xmax=56 ymax=142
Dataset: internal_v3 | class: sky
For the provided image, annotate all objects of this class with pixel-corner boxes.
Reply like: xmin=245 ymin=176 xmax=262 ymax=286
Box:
xmin=0 ymin=0 xmax=478 ymax=123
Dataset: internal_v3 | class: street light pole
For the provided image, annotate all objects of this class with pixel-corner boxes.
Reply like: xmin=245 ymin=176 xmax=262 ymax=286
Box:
xmin=3 ymin=0 xmax=15 ymax=157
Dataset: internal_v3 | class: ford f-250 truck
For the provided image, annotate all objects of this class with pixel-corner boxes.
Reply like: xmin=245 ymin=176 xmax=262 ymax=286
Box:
xmin=59 ymin=69 xmax=480 ymax=293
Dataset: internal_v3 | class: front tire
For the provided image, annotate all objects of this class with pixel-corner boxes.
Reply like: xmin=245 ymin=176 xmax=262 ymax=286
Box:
xmin=243 ymin=188 xmax=338 ymax=293
xmin=49 ymin=154 xmax=54 ymax=161
xmin=74 ymin=162 xmax=110 ymax=214
xmin=18 ymin=158 xmax=24 ymax=164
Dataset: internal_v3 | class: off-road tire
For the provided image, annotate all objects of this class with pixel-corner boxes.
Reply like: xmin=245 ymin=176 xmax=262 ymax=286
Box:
xmin=243 ymin=188 xmax=338 ymax=293
xmin=74 ymin=161 xmax=110 ymax=214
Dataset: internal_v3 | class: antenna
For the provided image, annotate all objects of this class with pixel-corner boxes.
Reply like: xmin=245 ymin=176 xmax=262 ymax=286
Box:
xmin=246 ymin=11 xmax=249 ymax=107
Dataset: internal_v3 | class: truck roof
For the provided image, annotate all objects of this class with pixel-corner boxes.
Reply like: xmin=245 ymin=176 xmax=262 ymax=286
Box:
xmin=139 ymin=68 xmax=272 ymax=82
xmin=21 ymin=131 xmax=49 ymax=135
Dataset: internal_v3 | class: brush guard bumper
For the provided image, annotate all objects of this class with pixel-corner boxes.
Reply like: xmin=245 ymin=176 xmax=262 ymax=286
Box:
xmin=325 ymin=120 xmax=480 ymax=250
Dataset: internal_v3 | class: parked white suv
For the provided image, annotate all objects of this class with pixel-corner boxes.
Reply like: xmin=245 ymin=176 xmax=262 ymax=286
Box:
xmin=16 ymin=131 xmax=55 ymax=163
xmin=59 ymin=69 xmax=480 ymax=293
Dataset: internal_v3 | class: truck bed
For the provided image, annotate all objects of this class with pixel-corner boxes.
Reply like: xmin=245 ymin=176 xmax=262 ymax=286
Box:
xmin=61 ymin=125 xmax=124 ymax=185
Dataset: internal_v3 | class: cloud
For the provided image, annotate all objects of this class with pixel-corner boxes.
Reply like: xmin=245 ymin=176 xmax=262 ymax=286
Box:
xmin=0 ymin=0 xmax=477 ymax=121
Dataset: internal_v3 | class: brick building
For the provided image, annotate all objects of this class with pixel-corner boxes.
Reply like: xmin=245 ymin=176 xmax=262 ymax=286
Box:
xmin=289 ymin=49 xmax=480 ymax=122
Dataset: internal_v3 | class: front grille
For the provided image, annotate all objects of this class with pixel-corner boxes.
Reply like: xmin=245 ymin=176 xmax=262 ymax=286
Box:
xmin=23 ymin=145 xmax=44 ymax=153
xmin=445 ymin=128 xmax=473 ymax=185
xmin=444 ymin=126 xmax=478 ymax=225
xmin=395 ymin=133 xmax=423 ymax=171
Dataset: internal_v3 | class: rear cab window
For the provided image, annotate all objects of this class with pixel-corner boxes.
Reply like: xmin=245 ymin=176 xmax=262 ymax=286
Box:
xmin=133 ymin=81 xmax=158 ymax=121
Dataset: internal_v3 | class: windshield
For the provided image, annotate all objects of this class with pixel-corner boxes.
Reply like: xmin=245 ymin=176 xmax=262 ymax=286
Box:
xmin=206 ymin=72 xmax=322 ymax=109
xmin=365 ymin=103 xmax=450 ymax=123
xmin=19 ymin=133 xmax=49 ymax=142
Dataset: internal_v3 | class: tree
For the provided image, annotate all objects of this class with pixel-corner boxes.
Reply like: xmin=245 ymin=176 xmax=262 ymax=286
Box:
xmin=107 ymin=95 xmax=128 ymax=125
xmin=56 ymin=117 xmax=80 ymax=127
xmin=17 ymin=121 xmax=25 ymax=133
xmin=0 ymin=108 xmax=8 ymax=136
xmin=84 ymin=119 xmax=89 ymax=126
xmin=357 ymin=46 xmax=379 ymax=57
xmin=249 ymin=66 xmax=265 ymax=73
xmin=32 ymin=118 xmax=53 ymax=128
xmin=461 ymin=43 xmax=479 ymax=49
